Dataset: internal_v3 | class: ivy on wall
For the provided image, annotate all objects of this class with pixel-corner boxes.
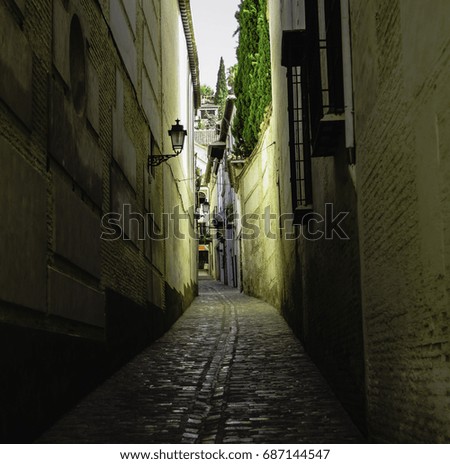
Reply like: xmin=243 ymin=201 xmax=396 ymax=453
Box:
xmin=233 ymin=0 xmax=271 ymax=157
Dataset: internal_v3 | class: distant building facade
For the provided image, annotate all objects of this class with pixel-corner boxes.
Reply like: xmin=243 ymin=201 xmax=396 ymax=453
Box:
xmin=199 ymin=97 xmax=241 ymax=288
xmin=195 ymin=102 xmax=220 ymax=129
xmin=0 ymin=0 xmax=199 ymax=441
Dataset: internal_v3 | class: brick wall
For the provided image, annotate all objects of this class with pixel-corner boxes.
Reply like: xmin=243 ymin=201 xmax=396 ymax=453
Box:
xmin=0 ymin=0 xmax=197 ymax=441
xmin=352 ymin=0 xmax=450 ymax=443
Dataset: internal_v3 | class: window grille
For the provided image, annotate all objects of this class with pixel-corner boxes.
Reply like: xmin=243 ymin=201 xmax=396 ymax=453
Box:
xmin=304 ymin=0 xmax=345 ymax=157
xmin=286 ymin=64 xmax=313 ymax=222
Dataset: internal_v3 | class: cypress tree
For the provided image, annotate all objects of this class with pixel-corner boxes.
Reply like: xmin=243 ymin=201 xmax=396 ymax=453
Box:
xmin=214 ymin=57 xmax=228 ymax=119
xmin=227 ymin=64 xmax=238 ymax=94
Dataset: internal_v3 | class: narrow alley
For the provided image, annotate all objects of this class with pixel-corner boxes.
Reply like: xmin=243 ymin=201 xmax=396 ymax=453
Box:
xmin=38 ymin=276 xmax=362 ymax=444
xmin=1 ymin=0 xmax=450 ymax=448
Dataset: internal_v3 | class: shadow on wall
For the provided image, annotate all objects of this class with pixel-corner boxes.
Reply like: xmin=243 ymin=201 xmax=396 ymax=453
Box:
xmin=0 ymin=282 xmax=197 ymax=443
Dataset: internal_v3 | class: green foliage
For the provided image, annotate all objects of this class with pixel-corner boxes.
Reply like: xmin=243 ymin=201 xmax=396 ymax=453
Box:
xmin=233 ymin=0 xmax=271 ymax=157
xmin=214 ymin=57 xmax=228 ymax=119
xmin=200 ymin=84 xmax=214 ymax=103
xmin=227 ymin=64 xmax=238 ymax=94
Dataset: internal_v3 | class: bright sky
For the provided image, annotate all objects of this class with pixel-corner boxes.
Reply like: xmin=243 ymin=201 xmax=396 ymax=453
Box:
xmin=190 ymin=0 xmax=240 ymax=89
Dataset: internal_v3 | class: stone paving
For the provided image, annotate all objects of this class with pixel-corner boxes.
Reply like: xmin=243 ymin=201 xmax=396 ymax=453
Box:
xmin=38 ymin=278 xmax=364 ymax=444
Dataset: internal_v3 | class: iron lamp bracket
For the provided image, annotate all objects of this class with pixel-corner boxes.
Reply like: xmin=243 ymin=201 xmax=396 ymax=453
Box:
xmin=148 ymin=153 xmax=180 ymax=168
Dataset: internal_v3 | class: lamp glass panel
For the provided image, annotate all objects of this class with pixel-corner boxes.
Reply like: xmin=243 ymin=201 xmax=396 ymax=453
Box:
xmin=171 ymin=131 xmax=186 ymax=152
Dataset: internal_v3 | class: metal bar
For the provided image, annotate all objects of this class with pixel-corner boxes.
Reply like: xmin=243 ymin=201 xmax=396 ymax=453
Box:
xmin=148 ymin=154 xmax=179 ymax=167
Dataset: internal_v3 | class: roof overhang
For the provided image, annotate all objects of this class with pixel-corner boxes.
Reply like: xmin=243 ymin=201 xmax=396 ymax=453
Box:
xmin=208 ymin=141 xmax=227 ymax=160
xmin=219 ymin=96 xmax=236 ymax=142
xmin=179 ymin=0 xmax=201 ymax=109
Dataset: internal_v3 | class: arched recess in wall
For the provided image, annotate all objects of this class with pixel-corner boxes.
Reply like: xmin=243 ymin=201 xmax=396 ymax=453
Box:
xmin=69 ymin=14 xmax=86 ymax=115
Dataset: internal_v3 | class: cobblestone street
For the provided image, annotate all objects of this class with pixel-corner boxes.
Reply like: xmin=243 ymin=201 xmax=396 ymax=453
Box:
xmin=38 ymin=277 xmax=364 ymax=444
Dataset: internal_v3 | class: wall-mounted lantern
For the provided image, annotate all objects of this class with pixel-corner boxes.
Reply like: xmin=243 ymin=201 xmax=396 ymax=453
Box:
xmin=148 ymin=119 xmax=187 ymax=167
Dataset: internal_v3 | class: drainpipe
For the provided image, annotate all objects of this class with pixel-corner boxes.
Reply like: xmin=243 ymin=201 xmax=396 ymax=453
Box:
xmin=340 ymin=0 xmax=356 ymax=168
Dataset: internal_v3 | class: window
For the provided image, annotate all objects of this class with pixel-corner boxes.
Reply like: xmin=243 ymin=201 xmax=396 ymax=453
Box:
xmin=287 ymin=64 xmax=313 ymax=222
xmin=306 ymin=0 xmax=345 ymax=156
xmin=69 ymin=15 xmax=86 ymax=116
xmin=282 ymin=30 xmax=313 ymax=223
xmin=281 ymin=1 xmax=350 ymax=221
xmin=323 ymin=0 xmax=344 ymax=114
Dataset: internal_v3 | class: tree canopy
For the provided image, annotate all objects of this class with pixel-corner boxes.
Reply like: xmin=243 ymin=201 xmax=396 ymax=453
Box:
xmin=233 ymin=0 xmax=271 ymax=157
xmin=200 ymin=84 xmax=214 ymax=103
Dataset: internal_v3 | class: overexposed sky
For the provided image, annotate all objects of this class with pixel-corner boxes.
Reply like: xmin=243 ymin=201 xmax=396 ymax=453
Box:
xmin=190 ymin=0 xmax=240 ymax=89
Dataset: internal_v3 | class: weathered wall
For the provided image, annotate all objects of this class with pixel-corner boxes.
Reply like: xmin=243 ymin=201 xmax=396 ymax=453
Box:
xmin=160 ymin=0 xmax=197 ymax=314
xmin=238 ymin=118 xmax=284 ymax=310
xmin=0 ymin=0 xmax=197 ymax=441
xmin=351 ymin=0 xmax=450 ymax=443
